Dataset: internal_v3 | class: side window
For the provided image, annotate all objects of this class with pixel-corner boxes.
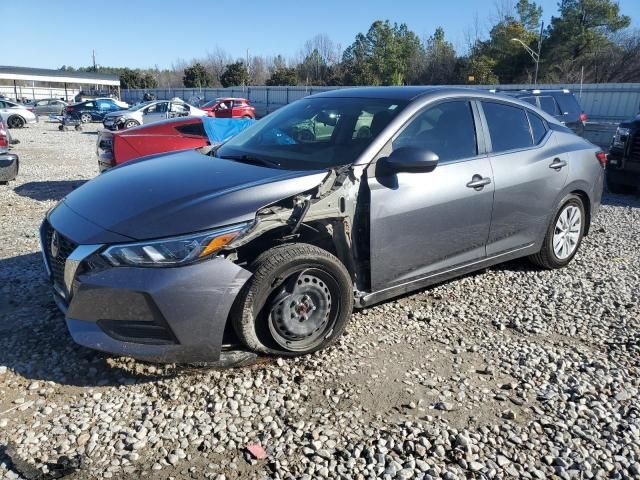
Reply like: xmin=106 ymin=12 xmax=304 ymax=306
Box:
xmin=84 ymin=102 xmax=95 ymax=108
xmin=36 ymin=100 xmax=49 ymax=106
xmin=538 ymin=96 xmax=560 ymax=116
xmin=393 ymin=101 xmax=477 ymax=163
xmin=482 ymin=101 xmax=533 ymax=153
xmin=520 ymin=96 xmax=537 ymax=107
xmin=527 ymin=111 xmax=547 ymax=144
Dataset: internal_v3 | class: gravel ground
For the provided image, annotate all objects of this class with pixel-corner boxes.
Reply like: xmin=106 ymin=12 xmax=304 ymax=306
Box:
xmin=1 ymin=121 xmax=639 ymax=480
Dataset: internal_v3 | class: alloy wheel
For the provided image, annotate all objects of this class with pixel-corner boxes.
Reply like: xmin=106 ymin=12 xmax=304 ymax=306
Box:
xmin=552 ymin=205 xmax=582 ymax=260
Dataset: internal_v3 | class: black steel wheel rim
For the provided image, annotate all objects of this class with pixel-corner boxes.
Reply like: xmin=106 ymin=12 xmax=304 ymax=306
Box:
xmin=266 ymin=268 xmax=340 ymax=352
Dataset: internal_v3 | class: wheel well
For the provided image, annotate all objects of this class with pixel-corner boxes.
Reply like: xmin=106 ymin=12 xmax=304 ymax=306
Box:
xmin=8 ymin=114 xmax=24 ymax=124
xmin=235 ymin=221 xmax=354 ymax=279
xmin=571 ymin=189 xmax=591 ymax=235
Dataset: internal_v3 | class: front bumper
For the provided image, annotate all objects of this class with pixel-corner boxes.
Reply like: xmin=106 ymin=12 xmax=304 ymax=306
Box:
xmin=41 ymin=222 xmax=252 ymax=363
xmin=0 ymin=153 xmax=18 ymax=182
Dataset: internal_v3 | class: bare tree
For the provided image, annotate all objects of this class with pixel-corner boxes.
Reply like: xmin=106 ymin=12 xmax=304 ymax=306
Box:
xmin=204 ymin=47 xmax=233 ymax=86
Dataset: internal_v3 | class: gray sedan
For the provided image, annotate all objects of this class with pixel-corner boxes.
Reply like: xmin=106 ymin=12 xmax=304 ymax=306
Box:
xmin=29 ymin=98 xmax=67 ymax=116
xmin=41 ymin=87 xmax=604 ymax=363
xmin=102 ymin=99 xmax=206 ymax=130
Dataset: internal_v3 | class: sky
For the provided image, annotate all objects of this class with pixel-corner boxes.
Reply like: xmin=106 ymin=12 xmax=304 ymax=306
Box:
xmin=2 ymin=0 xmax=639 ymax=70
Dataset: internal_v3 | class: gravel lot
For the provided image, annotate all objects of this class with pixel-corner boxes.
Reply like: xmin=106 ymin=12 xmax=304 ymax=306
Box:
xmin=1 ymin=121 xmax=639 ymax=480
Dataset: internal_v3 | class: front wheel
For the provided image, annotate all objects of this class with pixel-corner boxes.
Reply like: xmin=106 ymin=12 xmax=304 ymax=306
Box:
xmin=231 ymin=244 xmax=353 ymax=356
xmin=80 ymin=113 xmax=92 ymax=123
xmin=123 ymin=120 xmax=139 ymax=129
xmin=529 ymin=194 xmax=585 ymax=269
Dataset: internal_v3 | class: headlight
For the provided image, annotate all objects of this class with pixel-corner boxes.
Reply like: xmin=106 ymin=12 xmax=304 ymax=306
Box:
xmin=612 ymin=127 xmax=630 ymax=149
xmin=101 ymin=223 xmax=250 ymax=267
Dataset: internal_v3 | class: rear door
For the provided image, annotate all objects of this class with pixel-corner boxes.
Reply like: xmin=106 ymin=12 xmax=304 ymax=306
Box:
xmin=368 ymin=99 xmax=494 ymax=290
xmin=214 ymin=100 xmax=232 ymax=118
xmin=480 ymin=101 xmax=569 ymax=256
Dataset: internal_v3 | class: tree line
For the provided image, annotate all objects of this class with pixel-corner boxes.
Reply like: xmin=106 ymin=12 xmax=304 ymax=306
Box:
xmin=61 ymin=0 xmax=639 ymax=89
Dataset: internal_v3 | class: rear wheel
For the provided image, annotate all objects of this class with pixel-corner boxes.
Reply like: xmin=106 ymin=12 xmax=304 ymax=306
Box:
xmin=606 ymin=175 xmax=635 ymax=194
xmin=7 ymin=116 xmax=25 ymax=128
xmin=231 ymin=243 xmax=353 ymax=356
xmin=80 ymin=113 xmax=92 ymax=123
xmin=529 ymin=194 xmax=585 ymax=269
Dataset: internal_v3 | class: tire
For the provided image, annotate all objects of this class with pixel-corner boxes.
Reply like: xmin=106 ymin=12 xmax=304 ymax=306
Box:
xmin=529 ymin=194 xmax=585 ymax=269
xmin=123 ymin=120 xmax=139 ymax=129
xmin=80 ymin=113 xmax=92 ymax=123
xmin=58 ymin=125 xmax=64 ymax=131
xmin=242 ymin=115 xmax=253 ymax=119
xmin=231 ymin=243 xmax=354 ymax=356
xmin=75 ymin=125 xmax=82 ymax=131
xmin=7 ymin=115 xmax=25 ymax=129
xmin=606 ymin=175 xmax=635 ymax=194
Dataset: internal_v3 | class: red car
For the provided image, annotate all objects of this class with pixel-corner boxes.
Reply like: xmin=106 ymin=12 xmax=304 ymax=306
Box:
xmin=96 ymin=116 xmax=255 ymax=172
xmin=199 ymin=97 xmax=256 ymax=119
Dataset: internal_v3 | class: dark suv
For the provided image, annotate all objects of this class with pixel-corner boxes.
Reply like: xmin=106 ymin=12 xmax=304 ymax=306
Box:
xmin=65 ymin=99 xmax=127 ymax=123
xmin=606 ymin=115 xmax=640 ymax=194
xmin=502 ymin=89 xmax=587 ymax=137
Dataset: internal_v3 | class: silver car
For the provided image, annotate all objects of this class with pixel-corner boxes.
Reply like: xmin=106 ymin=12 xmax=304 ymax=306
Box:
xmin=102 ymin=99 xmax=206 ymax=130
xmin=28 ymin=98 xmax=67 ymax=116
xmin=41 ymin=87 xmax=604 ymax=363
xmin=0 ymin=99 xmax=38 ymax=128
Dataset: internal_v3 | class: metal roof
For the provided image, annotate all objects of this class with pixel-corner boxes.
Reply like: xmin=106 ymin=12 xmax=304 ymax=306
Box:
xmin=0 ymin=66 xmax=120 ymax=86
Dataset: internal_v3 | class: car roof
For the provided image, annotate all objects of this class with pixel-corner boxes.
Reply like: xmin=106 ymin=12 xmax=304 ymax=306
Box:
xmin=500 ymin=89 xmax=574 ymax=97
xmin=310 ymin=86 xmax=476 ymax=101
xmin=215 ymin=97 xmax=247 ymax=101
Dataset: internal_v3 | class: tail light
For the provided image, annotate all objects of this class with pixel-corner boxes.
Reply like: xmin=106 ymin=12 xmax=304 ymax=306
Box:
xmin=580 ymin=112 xmax=588 ymax=123
xmin=25 ymin=106 xmax=34 ymax=112
xmin=0 ymin=127 xmax=8 ymax=151
xmin=596 ymin=151 xmax=607 ymax=168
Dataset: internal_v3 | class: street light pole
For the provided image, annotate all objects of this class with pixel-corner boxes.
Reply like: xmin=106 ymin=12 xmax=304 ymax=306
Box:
xmin=511 ymin=21 xmax=544 ymax=85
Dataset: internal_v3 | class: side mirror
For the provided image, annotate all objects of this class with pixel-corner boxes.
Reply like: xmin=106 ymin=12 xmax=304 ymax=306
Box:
xmin=382 ymin=147 xmax=439 ymax=172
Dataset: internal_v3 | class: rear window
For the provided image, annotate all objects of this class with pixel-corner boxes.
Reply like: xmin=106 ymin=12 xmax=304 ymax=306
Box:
xmin=482 ymin=101 xmax=532 ymax=153
xmin=538 ymin=96 xmax=561 ymax=116
xmin=554 ymin=93 xmax=581 ymax=118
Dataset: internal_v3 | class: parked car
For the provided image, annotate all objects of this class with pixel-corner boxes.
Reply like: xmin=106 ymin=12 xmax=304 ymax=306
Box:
xmin=606 ymin=114 xmax=640 ymax=193
xmin=41 ymin=87 xmax=604 ymax=363
xmin=97 ymin=116 xmax=255 ymax=171
xmin=28 ymin=98 xmax=67 ymax=116
xmin=200 ymin=97 xmax=256 ymax=119
xmin=74 ymin=90 xmax=120 ymax=102
xmin=0 ymin=99 xmax=38 ymax=128
xmin=102 ymin=99 xmax=206 ymax=130
xmin=502 ymin=89 xmax=587 ymax=137
xmin=0 ymin=118 xmax=18 ymax=183
xmin=65 ymin=98 xmax=128 ymax=123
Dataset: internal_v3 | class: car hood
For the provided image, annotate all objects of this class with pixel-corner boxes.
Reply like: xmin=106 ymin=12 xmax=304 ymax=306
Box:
xmin=59 ymin=149 xmax=329 ymax=241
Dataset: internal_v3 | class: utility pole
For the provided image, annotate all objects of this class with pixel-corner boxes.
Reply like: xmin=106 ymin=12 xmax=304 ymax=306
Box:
xmin=92 ymin=49 xmax=97 ymax=72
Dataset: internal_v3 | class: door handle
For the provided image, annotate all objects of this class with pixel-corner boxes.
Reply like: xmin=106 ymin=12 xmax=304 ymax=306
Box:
xmin=466 ymin=175 xmax=491 ymax=190
xmin=549 ymin=158 xmax=567 ymax=170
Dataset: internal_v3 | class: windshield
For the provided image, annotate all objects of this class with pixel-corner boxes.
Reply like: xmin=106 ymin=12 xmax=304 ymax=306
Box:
xmin=202 ymin=100 xmax=218 ymax=108
xmin=216 ymin=97 xmax=407 ymax=170
xmin=131 ymin=101 xmax=152 ymax=111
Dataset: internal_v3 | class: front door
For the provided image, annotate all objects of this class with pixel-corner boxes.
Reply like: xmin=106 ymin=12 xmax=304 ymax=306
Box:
xmin=368 ymin=100 xmax=494 ymax=291
xmin=214 ymin=100 xmax=232 ymax=118
xmin=479 ymin=101 xmax=569 ymax=256
xmin=143 ymin=102 xmax=169 ymax=123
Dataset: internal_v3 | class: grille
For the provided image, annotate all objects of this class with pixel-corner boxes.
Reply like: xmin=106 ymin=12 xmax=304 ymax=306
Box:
xmin=629 ymin=131 xmax=640 ymax=163
xmin=43 ymin=221 xmax=78 ymax=291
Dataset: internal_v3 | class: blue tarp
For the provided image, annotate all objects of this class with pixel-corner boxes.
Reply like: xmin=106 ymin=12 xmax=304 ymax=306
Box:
xmin=202 ymin=117 xmax=255 ymax=145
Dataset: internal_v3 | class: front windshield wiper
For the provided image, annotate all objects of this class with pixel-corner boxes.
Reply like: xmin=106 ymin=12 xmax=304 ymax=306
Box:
xmin=218 ymin=154 xmax=281 ymax=169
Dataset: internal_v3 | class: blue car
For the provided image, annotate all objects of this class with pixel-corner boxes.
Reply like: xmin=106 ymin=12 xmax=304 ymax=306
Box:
xmin=65 ymin=98 xmax=128 ymax=123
